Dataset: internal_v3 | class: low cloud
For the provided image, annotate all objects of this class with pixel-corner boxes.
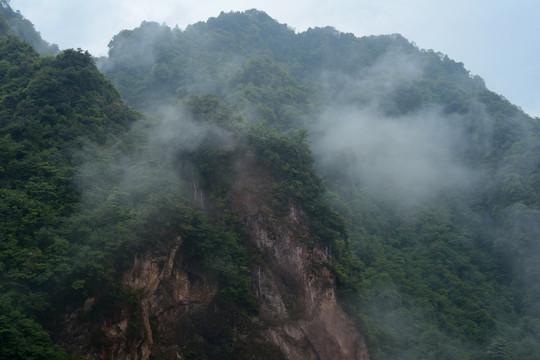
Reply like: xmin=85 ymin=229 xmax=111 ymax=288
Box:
xmin=75 ymin=104 xmax=235 ymax=211
xmin=318 ymin=46 xmax=424 ymax=107
xmin=309 ymin=44 xmax=491 ymax=208
xmin=311 ymin=104 xmax=480 ymax=207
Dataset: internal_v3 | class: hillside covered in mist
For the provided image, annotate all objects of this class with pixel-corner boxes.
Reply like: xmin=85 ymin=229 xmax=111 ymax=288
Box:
xmin=1 ymin=6 xmax=540 ymax=360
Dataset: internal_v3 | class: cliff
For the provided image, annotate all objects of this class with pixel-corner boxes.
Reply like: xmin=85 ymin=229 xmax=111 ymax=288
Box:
xmin=60 ymin=151 xmax=368 ymax=360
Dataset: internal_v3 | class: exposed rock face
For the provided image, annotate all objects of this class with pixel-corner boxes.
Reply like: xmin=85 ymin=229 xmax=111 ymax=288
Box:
xmin=60 ymin=238 xmax=219 ymax=360
xmin=230 ymin=153 xmax=369 ymax=360
xmin=60 ymin=152 xmax=369 ymax=359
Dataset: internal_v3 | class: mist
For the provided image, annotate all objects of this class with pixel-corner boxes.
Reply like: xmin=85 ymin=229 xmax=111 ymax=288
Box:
xmin=75 ymin=104 xmax=236 ymax=215
xmin=85 ymin=14 xmax=540 ymax=357
xmin=362 ymin=282 xmax=473 ymax=360
xmin=314 ymin=105 xmax=480 ymax=206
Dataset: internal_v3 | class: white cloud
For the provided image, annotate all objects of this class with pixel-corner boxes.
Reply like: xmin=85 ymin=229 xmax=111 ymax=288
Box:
xmin=312 ymin=105 xmax=478 ymax=207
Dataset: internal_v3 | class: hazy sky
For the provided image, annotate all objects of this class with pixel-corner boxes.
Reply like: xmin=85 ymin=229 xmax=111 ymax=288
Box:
xmin=9 ymin=0 xmax=540 ymax=117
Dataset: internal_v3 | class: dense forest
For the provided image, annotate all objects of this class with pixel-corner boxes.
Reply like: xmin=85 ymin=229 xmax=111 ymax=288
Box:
xmin=1 ymin=4 xmax=540 ymax=360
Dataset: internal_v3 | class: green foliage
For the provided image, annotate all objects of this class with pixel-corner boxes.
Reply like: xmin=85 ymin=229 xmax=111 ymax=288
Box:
xmin=185 ymin=93 xmax=245 ymax=129
xmin=99 ymin=10 xmax=540 ymax=359
xmin=3 ymin=8 xmax=540 ymax=360
xmin=246 ymin=123 xmax=346 ymax=246
xmin=0 ymin=35 xmax=138 ymax=357
xmin=179 ymin=212 xmax=257 ymax=313
xmin=0 ymin=293 xmax=73 ymax=359
xmin=230 ymin=56 xmax=312 ymax=128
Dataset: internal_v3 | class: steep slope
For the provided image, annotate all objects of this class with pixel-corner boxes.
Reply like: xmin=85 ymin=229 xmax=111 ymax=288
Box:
xmin=3 ymin=8 xmax=540 ymax=360
xmin=56 ymin=95 xmax=369 ymax=359
xmin=228 ymin=151 xmax=368 ymax=360
xmin=0 ymin=35 xmax=138 ymax=359
xmin=99 ymin=10 xmax=540 ymax=359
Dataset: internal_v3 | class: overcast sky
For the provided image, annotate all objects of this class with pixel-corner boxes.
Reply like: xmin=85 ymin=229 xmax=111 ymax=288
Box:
xmin=9 ymin=0 xmax=540 ymax=117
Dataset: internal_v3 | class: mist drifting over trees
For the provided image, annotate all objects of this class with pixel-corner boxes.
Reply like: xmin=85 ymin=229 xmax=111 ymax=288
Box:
xmin=1 ymin=5 xmax=540 ymax=359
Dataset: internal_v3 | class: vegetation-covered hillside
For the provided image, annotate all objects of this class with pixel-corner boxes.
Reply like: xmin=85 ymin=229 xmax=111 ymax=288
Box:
xmin=1 ymin=6 xmax=540 ymax=360
xmin=0 ymin=33 xmax=139 ymax=358
xmin=100 ymin=10 xmax=540 ymax=359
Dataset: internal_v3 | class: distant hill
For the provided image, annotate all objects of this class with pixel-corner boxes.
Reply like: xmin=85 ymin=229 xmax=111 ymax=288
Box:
xmin=0 ymin=0 xmax=58 ymax=55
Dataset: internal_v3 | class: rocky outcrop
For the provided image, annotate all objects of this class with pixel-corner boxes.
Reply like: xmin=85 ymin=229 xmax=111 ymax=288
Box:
xmin=230 ymin=153 xmax=369 ymax=360
xmin=60 ymin=152 xmax=369 ymax=359
xmin=60 ymin=237 xmax=219 ymax=359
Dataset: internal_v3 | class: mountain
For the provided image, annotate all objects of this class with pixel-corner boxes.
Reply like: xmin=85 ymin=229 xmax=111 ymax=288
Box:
xmin=0 ymin=35 xmax=138 ymax=359
xmin=1 ymin=8 xmax=540 ymax=360
xmin=0 ymin=0 xmax=58 ymax=55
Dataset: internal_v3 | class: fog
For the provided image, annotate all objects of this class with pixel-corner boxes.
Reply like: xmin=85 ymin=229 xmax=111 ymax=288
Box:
xmin=313 ymin=105 xmax=478 ymax=205
xmin=363 ymin=282 xmax=472 ymax=360
xmin=308 ymin=47 xmax=540 ymax=356
xmin=75 ymin=104 xmax=235 ymax=212
xmin=83 ymin=16 xmax=540 ymax=357
xmin=310 ymin=50 xmax=486 ymax=207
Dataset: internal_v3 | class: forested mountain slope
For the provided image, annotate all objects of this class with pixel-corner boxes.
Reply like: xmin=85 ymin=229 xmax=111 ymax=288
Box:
xmin=0 ymin=8 xmax=366 ymax=359
xmin=99 ymin=10 xmax=540 ymax=359
xmin=0 ymin=34 xmax=139 ymax=358
xmin=1 ymin=7 xmax=540 ymax=360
